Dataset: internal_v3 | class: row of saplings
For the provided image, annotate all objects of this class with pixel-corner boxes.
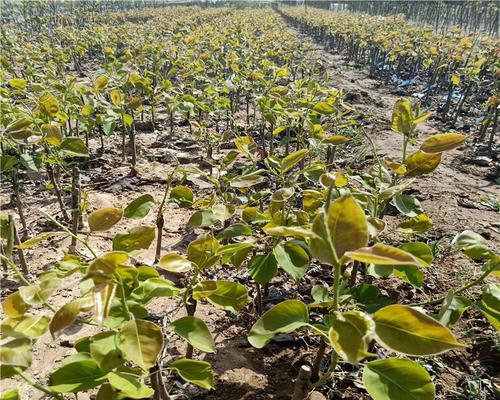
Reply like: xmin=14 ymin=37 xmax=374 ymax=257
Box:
xmin=1 ymin=99 xmax=498 ymax=400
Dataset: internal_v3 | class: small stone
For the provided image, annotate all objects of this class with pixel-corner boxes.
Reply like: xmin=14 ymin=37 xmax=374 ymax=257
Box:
xmin=308 ymin=391 xmax=327 ymax=400
xmin=472 ymin=156 xmax=492 ymax=166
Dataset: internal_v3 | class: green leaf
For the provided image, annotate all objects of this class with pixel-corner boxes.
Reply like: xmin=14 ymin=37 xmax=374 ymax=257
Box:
xmin=327 ymin=311 xmax=375 ymax=363
xmin=60 ymin=137 xmax=89 ymax=157
xmin=130 ymin=278 xmax=179 ymax=304
xmin=248 ymin=253 xmax=278 ymax=285
xmin=452 ymin=230 xmax=492 ymax=260
xmin=158 ymin=253 xmax=192 ymax=273
xmin=280 ymin=149 xmax=309 ymax=174
xmin=350 ymin=284 xmax=393 ymax=313
xmin=373 ymin=304 xmax=465 ymax=355
xmin=49 ymin=360 xmax=107 ymax=393
xmin=187 ymin=235 xmax=220 ymax=269
xmin=168 ymin=359 xmax=214 ymax=390
xmin=392 ymin=194 xmax=423 ymax=217
xmin=248 ymin=300 xmax=309 ymax=348
xmin=169 ymin=316 xmax=215 ymax=353
xmin=273 ymin=241 xmax=309 ymax=283
xmin=112 ymin=226 xmax=155 ymax=252
xmin=397 ymin=213 xmax=432 ymax=234
xmin=363 ymin=358 xmax=435 ymax=400
xmin=0 ymin=389 xmax=19 ymax=400
xmin=118 ymin=320 xmax=163 ymax=370
xmin=420 ymin=133 xmax=466 ymax=153
xmin=90 ymin=331 xmax=123 ymax=371
xmin=19 ymin=154 xmax=38 ymax=172
xmin=88 ymin=207 xmax=123 ymax=232
xmin=399 ymin=242 xmax=433 ymax=266
xmin=437 ymin=292 xmax=471 ymax=327
xmin=187 ymin=210 xmax=218 ymax=227
xmin=0 ymin=156 xmax=18 ymax=173
xmin=393 ymin=265 xmax=424 ymax=288
xmin=107 ymin=371 xmax=154 ymax=399
xmin=62 ymin=353 xmax=92 ymax=366
xmin=216 ymin=223 xmax=252 ymax=240
xmin=124 ymin=194 xmax=154 ymax=219
xmin=310 ymin=195 xmax=368 ymax=265
xmin=192 ymin=280 xmax=249 ymax=313
xmin=170 ymin=186 xmax=194 ymax=208
xmin=0 ymin=338 xmax=31 ymax=378
xmin=475 ymin=283 xmax=500 ymax=330
xmin=123 ymin=114 xmax=134 ymax=127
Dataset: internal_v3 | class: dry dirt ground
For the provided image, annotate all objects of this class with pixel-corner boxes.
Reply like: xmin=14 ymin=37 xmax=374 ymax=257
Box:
xmin=1 ymin=17 xmax=499 ymax=400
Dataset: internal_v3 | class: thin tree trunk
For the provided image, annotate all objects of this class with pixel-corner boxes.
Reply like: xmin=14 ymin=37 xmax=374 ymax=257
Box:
xmin=69 ymin=167 xmax=81 ymax=254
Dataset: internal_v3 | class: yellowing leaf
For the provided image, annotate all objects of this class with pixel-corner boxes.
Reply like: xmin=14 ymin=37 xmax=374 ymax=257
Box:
xmin=2 ymin=291 xmax=30 ymax=317
xmin=88 ymin=208 xmax=123 ymax=232
xmin=404 ymin=151 xmax=442 ymax=177
xmin=118 ymin=320 xmax=163 ymax=370
xmin=397 ymin=213 xmax=432 ymax=234
xmin=95 ymin=75 xmax=109 ymax=90
xmin=391 ymin=98 xmax=414 ymax=134
xmin=344 ymin=243 xmax=422 ymax=266
xmin=309 ymin=195 xmax=368 ymax=265
xmin=38 ymin=94 xmax=59 ymax=117
xmin=419 ymin=133 xmax=466 ymax=153
xmin=373 ymin=305 xmax=466 ymax=355
xmin=158 ymin=253 xmax=192 ymax=273
xmin=328 ymin=311 xmax=375 ymax=363
xmin=322 ymin=135 xmax=350 ymax=145
xmin=110 ymin=89 xmax=123 ymax=106
xmin=9 ymin=79 xmax=27 ymax=89
xmin=49 ymin=297 xmax=94 ymax=337
xmin=280 ymin=149 xmax=309 ymax=174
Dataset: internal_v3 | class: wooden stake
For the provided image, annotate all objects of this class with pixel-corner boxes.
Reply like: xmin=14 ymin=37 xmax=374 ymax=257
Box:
xmin=69 ymin=166 xmax=81 ymax=254
xmin=292 ymin=365 xmax=312 ymax=400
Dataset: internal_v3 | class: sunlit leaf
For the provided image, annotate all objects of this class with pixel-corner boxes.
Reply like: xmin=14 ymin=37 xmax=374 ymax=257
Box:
xmin=373 ymin=304 xmax=465 ymax=355
xmin=88 ymin=208 xmax=123 ymax=232
xmin=363 ymin=358 xmax=435 ymax=400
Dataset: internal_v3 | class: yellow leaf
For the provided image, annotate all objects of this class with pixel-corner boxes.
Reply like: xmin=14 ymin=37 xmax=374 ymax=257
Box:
xmin=404 ymin=151 xmax=442 ymax=177
xmin=344 ymin=243 xmax=422 ymax=266
xmin=88 ymin=207 xmax=123 ymax=232
xmin=419 ymin=133 xmax=466 ymax=153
